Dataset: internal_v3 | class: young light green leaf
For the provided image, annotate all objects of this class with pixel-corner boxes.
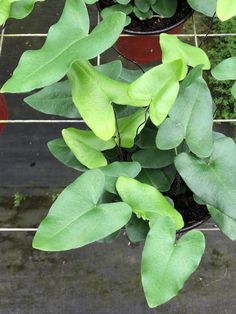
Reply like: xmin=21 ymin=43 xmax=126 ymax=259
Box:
xmin=132 ymin=148 xmax=175 ymax=168
xmin=156 ymin=69 xmax=213 ymax=158
xmin=142 ymin=216 xmax=205 ymax=308
xmin=99 ymin=161 xmax=141 ymax=194
xmin=24 ymin=81 xmax=80 ymax=118
xmin=116 ymin=108 xmax=147 ymax=148
xmin=216 ymin=0 xmax=236 ymax=21
xmin=24 ymin=60 xmax=122 ymax=118
xmin=68 ymin=61 xmax=147 ymax=141
xmin=207 ymin=205 xmax=236 ymax=241
xmin=187 ymin=0 xmax=216 ymax=17
xmin=175 ymin=137 xmax=236 ymax=220
xmin=48 ymin=138 xmax=87 ymax=171
xmin=0 ymin=0 xmax=18 ymax=25
xmin=160 ymin=33 xmax=211 ymax=70
xmin=62 ymin=128 xmax=115 ymax=169
xmin=1 ymin=0 xmax=126 ymax=93
xmin=128 ymin=60 xmax=186 ymax=126
xmin=116 ymin=177 xmax=184 ymax=229
xmin=33 ymin=170 xmax=132 ymax=251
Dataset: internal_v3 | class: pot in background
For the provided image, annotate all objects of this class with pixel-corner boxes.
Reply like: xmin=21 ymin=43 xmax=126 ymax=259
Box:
xmin=98 ymin=0 xmax=193 ymax=65
xmin=0 ymin=94 xmax=8 ymax=134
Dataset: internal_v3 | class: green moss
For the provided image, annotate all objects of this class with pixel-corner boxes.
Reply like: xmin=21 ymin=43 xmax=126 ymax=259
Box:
xmin=194 ymin=14 xmax=236 ymax=119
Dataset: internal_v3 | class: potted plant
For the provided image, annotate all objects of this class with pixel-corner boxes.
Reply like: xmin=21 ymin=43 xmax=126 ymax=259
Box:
xmin=95 ymin=0 xmax=193 ymax=64
xmin=1 ymin=0 xmax=236 ymax=308
xmin=91 ymin=0 xmax=236 ymax=64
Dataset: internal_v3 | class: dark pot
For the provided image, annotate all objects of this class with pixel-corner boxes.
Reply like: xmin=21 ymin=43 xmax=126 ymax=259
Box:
xmin=0 ymin=94 xmax=8 ymax=134
xmin=98 ymin=1 xmax=193 ymax=65
xmin=178 ymin=212 xmax=210 ymax=234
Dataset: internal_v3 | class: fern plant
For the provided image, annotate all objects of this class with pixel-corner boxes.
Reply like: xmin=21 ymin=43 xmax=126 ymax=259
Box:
xmin=1 ymin=0 xmax=236 ymax=309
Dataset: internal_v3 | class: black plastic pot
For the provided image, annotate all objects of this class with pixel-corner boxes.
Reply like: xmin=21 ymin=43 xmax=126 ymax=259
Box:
xmin=178 ymin=212 xmax=210 ymax=234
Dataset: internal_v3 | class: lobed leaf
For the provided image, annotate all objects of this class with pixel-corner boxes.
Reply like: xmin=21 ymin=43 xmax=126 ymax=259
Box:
xmin=142 ymin=216 xmax=205 ymax=308
xmin=47 ymin=138 xmax=87 ymax=171
xmin=62 ymin=128 xmax=115 ymax=169
xmin=160 ymin=34 xmax=210 ymax=70
xmin=175 ymin=137 xmax=236 ymax=220
xmin=156 ymin=68 xmax=213 ymax=158
xmin=116 ymin=176 xmax=184 ymax=229
xmin=33 ymin=170 xmax=132 ymax=251
xmin=1 ymin=0 xmax=126 ymax=93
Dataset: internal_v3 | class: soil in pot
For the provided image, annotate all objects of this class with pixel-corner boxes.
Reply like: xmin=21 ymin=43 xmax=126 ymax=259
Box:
xmin=172 ymin=192 xmax=210 ymax=233
xmin=99 ymin=0 xmax=193 ymax=64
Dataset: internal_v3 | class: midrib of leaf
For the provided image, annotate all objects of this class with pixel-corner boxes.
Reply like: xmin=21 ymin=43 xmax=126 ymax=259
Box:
xmin=184 ymin=82 xmax=202 ymax=134
xmin=23 ymin=32 xmax=87 ymax=81
xmin=47 ymin=203 xmax=98 ymax=239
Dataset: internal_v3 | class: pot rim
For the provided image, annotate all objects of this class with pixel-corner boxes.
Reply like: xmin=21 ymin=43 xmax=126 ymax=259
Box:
xmin=177 ymin=213 xmax=211 ymax=234
xmin=97 ymin=1 xmax=194 ymax=36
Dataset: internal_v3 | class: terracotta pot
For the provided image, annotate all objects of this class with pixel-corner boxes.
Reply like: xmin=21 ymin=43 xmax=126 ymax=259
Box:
xmin=0 ymin=94 xmax=8 ymax=134
xmin=115 ymin=10 xmax=193 ymax=65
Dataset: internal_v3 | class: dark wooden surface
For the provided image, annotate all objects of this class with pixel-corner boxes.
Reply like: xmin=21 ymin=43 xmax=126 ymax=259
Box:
xmin=0 ymin=230 xmax=234 ymax=314
xmin=0 ymin=1 xmax=236 ymax=313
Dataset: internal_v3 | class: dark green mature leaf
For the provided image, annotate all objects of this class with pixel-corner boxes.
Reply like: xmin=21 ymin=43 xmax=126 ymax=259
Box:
xmin=48 ymin=138 xmax=87 ymax=171
xmin=119 ymin=67 xmax=144 ymax=83
xmin=132 ymin=148 xmax=175 ymax=168
xmin=152 ymin=0 xmax=177 ymax=17
xmin=128 ymin=60 xmax=187 ymax=126
xmin=156 ymin=69 xmax=213 ymax=158
xmin=33 ymin=170 xmax=132 ymax=251
xmin=160 ymin=34 xmax=211 ymax=70
xmin=126 ymin=215 xmax=149 ymax=243
xmin=62 ymin=128 xmax=115 ymax=169
xmin=212 ymin=57 xmax=236 ymax=80
xmin=135 ymin=0 xmax=150 ymax=13
xmin=101 ymin=4 xmax=132 ymax=26
xmin=116 ymin=177 xmax=184 ymax=229
xmin=136 ymin=127 xmax=156 ymax=148
xmin=2 ymin=0 xmax=126 ymax=93
xmin=24 ymin=81 xmax=80 ymax=118
xmin=208 ymin=205 xmax=236 ymax=241
xmin=142 ymin=216 xmax=205 ymax=308
xmin=68 ymin=61 xmax=147 ymax=141
xmin=136 ymin=165 xmax=176 ymax=192
xmin=187 ymin=0 xmax=216 ymax=17
xmin=99 ymin=161 xmax=141 ymax=194
xmin=175 ymin=137 xmax=236 ymax=220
